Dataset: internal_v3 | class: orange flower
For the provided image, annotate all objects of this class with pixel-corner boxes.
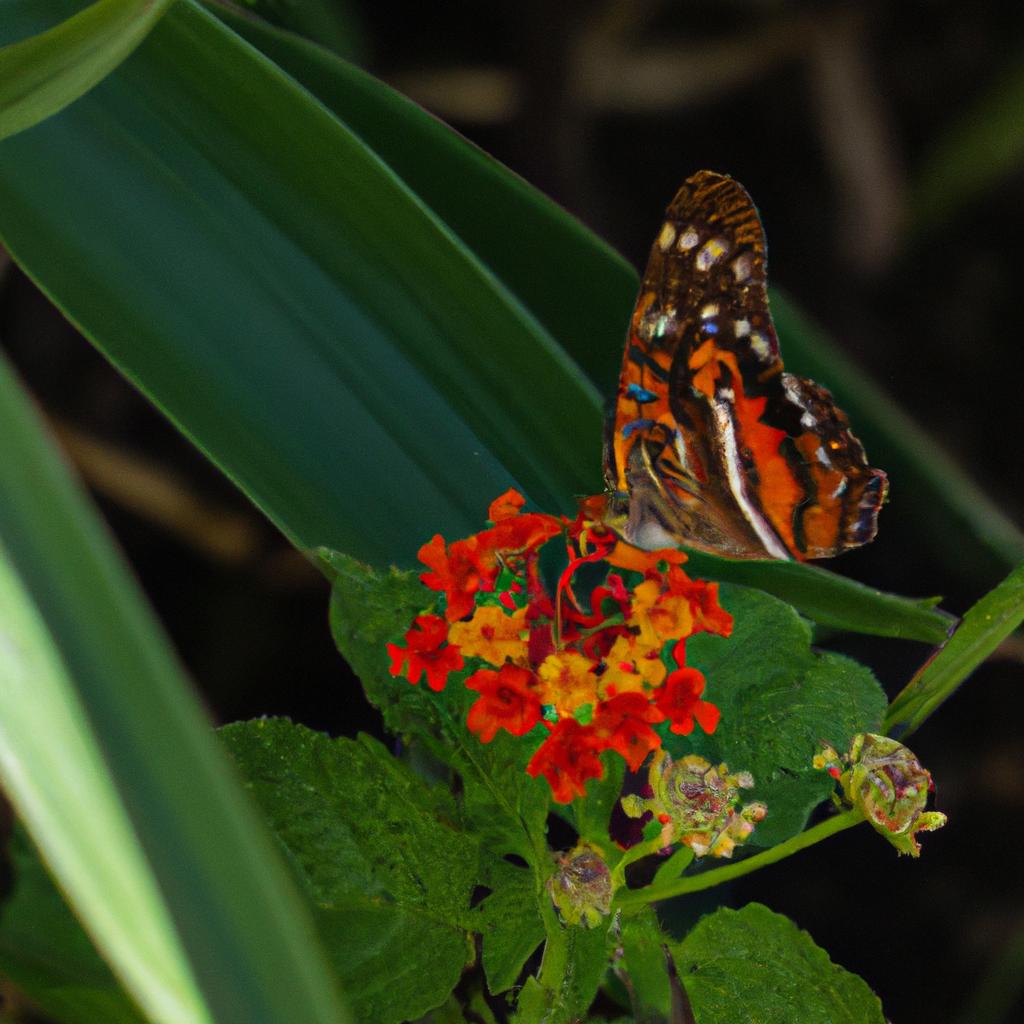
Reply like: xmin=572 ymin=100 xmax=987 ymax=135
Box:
xmin=631 ymin=579 xmax=695 ymax=647
xmin=449 ymin=605 xmax=529 ymax=665
xmin=527 ymin=719 xmax=604 ymax=803
xmin=537 ymin=651 xmax=599 ymax=714
xmin=591 ymin=693 xmax=664 ymax=772
xmin=599 ymin=634 xmax=666 ymax=699
xmin=465 ymin=664 xmax=543 ymax=742
xmin=386 ymin=614 xmax=464 ymax=692
xmin=664 ymin=568 xmax=732 ymax=637
xmin=604 ymin=541 xmax=687 ymax=575
xmin=653 ymin=667 xmax=720 ymax=736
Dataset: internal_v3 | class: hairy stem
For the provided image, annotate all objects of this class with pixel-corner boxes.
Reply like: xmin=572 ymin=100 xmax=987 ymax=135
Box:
xmin=613 ymin=809 xmax=864 ymax=910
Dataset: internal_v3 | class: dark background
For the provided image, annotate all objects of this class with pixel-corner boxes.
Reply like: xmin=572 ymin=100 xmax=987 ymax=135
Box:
xmin=1 ymin=1 xmax=1023 ymax=1021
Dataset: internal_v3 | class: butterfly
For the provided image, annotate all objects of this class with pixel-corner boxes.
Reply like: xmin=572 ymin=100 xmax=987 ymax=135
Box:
xmin=601 ymin=170 xmax=887 ymax=561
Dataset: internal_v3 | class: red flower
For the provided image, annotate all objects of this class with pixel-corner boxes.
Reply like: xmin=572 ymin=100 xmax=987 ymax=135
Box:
xmin=465 ymin=664 xmax=543 ymax=743
xmin=387 ymin=614 xmax=464 ymax=692
xmin=488 ymin=488 xmax=526 ymax=522
xmin=591 ymin=693 xmax=664 ymax=772
xmin=527 ymin=719 xmax=605 ymax=803
xmin=664 ymin=568 xmax=733 ymax=637
xmin=653 ymin=667 xmax=720 ymax=736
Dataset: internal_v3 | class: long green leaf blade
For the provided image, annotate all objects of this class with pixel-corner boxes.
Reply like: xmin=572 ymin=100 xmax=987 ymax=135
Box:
xmin=682 ymin=551 xmax=953 ymax=645
xmin=0 ymin=0 xmax=603 ymax=568
xmin=0 ymin=350 xmax=349 ymax=1022
xmin=0 ymin=0 xmax=175 ymax=141
xmin=0 ymin=537 xmax=204 ymax=1024
xmin=885 ymin=560 xmax=1024 ymax=735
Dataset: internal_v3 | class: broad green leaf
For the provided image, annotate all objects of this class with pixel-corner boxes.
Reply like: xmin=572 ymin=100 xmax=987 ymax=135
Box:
xmin=672 ymin=904 xmax=884 ymax=1023
xmin=676 ymin=585 xmax=887 ymax=845
xmin=0 ymin=825 xmax=145 ymax=1024
xmin=220 ymin=719 xmax=477 ymax=1024
xmin=324 ymin=550 xmax=551 ymax=864
xmin=474 ymin=858 xmax=544 ymax=996
xmin=513 ymin=925 xmax=610 ymax=1024
xmin=0 ymin=0 xmax=175 ymax=141
xmin=886 ymin=559 xmax=1024 ymax=736
xmin=0 ymin=352 xmax=348 ymax=1024
xmin=202 ymin=0 xmax=635 ymax=398
xmin=0 ymin=0 xmax=603 ymax=570
xmin=682 ymin=550 xmax=953 ymax=645
xmin=571 ymin=751 xmax=625 ymax=847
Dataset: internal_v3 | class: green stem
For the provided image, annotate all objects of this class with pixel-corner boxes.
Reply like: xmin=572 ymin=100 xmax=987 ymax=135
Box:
xmin=613 ymin=809 xmax=864 ymax=910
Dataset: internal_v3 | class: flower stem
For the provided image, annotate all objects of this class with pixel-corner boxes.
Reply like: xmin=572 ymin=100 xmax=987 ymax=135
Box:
xmin=613 ymin=808 xmax=864 ymax=910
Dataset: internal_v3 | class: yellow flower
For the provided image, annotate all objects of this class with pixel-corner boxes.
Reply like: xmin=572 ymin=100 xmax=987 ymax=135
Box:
xmin=537 ymin=651 xmax=598 ymax=714
xmin=598 ymin=634 xmax=666 ymax=700
xmin=631 ymin=579 xmax=693 ymax=647
xmin=448 ymin=604 xmax=528 ymax=666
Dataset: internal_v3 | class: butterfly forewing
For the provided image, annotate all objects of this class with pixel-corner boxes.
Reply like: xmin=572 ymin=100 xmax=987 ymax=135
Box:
xmin=604 ymin=171 xmax=886 ymax=560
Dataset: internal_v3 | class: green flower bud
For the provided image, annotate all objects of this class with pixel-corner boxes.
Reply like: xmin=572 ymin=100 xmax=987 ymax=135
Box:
xmin=547 ymin=843 xmax=612 ymax=928
xmin=816 ymin=733 xmax=946 ymax=857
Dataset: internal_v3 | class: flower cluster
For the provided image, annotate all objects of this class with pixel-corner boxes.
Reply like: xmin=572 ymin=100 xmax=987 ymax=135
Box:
xmin=386 ymin=489 xmax=732 ymax=802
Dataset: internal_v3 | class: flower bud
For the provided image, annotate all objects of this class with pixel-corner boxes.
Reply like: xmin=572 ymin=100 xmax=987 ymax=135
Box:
xmin=816 ymin=733 xmax=946 ymax=857
xmin=547 ymin=843 xmax=613 ymax=928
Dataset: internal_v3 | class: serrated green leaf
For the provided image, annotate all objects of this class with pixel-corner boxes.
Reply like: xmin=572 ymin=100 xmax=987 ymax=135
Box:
xmin=474 ymin=859 xmax=544 ymax=996
xmin=886 ymin=559 xmax=1024 ymax=736
xmin=672 ymin=903 xmax=885 ymax=1024
xmin=676 ymin=584 xmax=887 ymax=845
xmin=219 ymin=719 xmax=476 ymax=1024
xmin=0 ymin=0 xmax=174 ymax=141
xmin=0 ymin=825 xmax=145 ymax=1024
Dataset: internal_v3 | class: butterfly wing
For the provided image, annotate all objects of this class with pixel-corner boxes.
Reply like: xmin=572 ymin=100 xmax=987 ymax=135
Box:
xmin=603 ymin=171 xmax=886 ymax=560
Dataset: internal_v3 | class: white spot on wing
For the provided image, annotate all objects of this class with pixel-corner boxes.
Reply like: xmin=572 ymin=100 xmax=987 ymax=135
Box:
xmin=734 ymin=318 xmax=750 ymax=337
xmin=677 ymin=226 xmax=700 ymax=251
xmin=732 ymin=252 xmax=753 ymax=282
xmin=658 ymin=222 xmax=677 ymax=251
xmin=701 ymin=303 xmax=719 ymax=319
xmin=695 ymin=236 xmax=730 ymax=271
xmin=749 ymin=331 xmax=772 ymax=361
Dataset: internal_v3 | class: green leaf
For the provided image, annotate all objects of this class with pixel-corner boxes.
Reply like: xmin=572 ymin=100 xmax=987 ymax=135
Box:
xmin=673 ymin=903 xmax=885 ymax=1023
xmin=676 ymin=585 xmax=887 ymax=846
xmin=683 ymin=550 xmax=953 ymax=644
xmin=0 ymin=353 xmax=348 ymax=1023
xmin=474 ymin=858 xmax=544 ymax=996
xmin=0 ymin=0 xmax=175 ymax=141
xmin=220 ymin=719 xmax=476 ymax=1024
xmin=202 ymin=0 xmax=635 ymax=398
xmin=885 ymin=559 xmax=1024 ymax=736
xmin=0 ymin=0 xmax=603 ymax=569
xmin=0 ymin=825 xmax=145 ymax=1024
xmin=571 ymin=751 xmax=625 ymax=847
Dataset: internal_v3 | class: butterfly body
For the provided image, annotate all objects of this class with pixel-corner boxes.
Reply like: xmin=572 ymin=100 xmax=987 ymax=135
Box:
xmin=603 ymin=171 xmax=887 ymax=561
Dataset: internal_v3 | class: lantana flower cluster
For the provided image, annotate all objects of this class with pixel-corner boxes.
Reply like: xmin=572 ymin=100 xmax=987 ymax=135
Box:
xmin=387 ymin=489 xmax=733 ymax=802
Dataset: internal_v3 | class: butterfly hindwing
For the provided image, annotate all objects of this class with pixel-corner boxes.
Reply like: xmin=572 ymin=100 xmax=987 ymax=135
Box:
xmin=604 ymin=171 xmax=886 ymax=560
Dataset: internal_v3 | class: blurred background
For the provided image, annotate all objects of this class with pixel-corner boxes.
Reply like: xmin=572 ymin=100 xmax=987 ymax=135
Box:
xmin=2 ymin=1 xmax=1023 ymax=1021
